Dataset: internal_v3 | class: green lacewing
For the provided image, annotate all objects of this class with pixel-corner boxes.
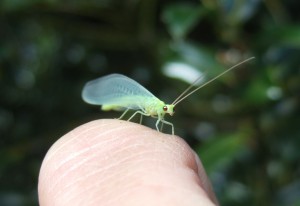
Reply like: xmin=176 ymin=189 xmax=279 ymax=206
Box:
xmin=82 ymin=57 xmax=254 ymax=135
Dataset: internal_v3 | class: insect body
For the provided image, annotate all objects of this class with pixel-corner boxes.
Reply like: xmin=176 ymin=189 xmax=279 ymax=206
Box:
xmin=82 ymin=57 xmax=254 ymax=135
xmin=82 ymin=74 xmax=176 ymax=134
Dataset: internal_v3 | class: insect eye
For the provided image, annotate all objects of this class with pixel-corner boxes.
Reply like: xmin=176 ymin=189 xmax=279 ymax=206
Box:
xmin=163 ymin=106 xmax=168 ymax=111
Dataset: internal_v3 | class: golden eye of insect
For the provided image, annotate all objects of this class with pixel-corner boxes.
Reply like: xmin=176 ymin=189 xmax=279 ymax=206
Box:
xmin=163 ymin=106 xmax=168 ymax=111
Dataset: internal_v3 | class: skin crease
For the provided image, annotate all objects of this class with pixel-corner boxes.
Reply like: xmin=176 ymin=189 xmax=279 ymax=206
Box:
xmin=38 ymin=119 xmax=218 ymax=206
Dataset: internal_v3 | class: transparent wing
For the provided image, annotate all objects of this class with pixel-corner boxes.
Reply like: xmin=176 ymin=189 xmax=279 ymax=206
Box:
xmin=82 ymin=74 xmax=158 ymax=110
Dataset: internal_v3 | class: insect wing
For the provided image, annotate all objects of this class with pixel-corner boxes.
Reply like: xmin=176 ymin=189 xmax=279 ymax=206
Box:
xmin=82 ymin=74 xmax=157 ymax=110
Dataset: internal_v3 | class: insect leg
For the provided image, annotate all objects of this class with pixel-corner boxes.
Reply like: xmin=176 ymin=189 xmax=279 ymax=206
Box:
xmin=155 ymin=114 xmax=166 ymax=133
xmin=128 ymin=110 xmax=150 ymax=122
xmin=139 ymin=114 xmax=143 ymax=124
xmin=155 ymin=119 xmax=160 ymax=132
xmin=160 ymin=122 xmax=164 ymax=132
xmin=118 ymin=109 xmax=130 ymax=120
xmin=160 ymin=119 xmax=174 ymax=135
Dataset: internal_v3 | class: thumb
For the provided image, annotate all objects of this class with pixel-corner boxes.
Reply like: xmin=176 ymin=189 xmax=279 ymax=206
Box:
xmin=38 ymin=119 xmax=218 ymax=206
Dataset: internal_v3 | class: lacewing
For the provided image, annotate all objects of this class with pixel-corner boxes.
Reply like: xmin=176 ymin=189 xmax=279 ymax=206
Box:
xmin=82 ymin=57 xmax=254 ymax=135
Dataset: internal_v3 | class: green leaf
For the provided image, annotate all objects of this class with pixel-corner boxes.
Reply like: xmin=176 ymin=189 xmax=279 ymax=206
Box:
xmin=275 ymin=25 xmax=300 ymax=47
xmin=162 ymin=3 xmax=204 ymax=40
xmin=219 ymin=0 xmax=260 ymax=25
xmin=243 ymin=75 xmax=270 ymax=105
xmin=196 ymin=132 xmax=248 ymax=174
xmin=259 ymin=25 xmax=300 ymax=48
xmin=170 ymin=41 xmax=222 ymax=73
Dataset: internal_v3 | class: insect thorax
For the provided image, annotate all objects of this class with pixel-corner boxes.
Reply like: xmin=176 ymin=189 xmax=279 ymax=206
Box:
xmin=143 ymin=98 xmax=165 ymax=116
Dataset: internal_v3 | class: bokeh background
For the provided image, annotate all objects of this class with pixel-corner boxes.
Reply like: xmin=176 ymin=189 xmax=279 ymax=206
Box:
xmin=1 ymin=0 xmax=300 ymax=205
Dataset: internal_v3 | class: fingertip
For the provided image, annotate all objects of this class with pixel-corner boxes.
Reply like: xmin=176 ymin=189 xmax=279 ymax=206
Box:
xmin=38 ymin=119 xmax=217 ymax=205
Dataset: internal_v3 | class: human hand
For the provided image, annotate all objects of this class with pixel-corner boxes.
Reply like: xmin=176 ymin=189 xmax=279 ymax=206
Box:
xmin=38 ymin=119 xmax=218 ymax=206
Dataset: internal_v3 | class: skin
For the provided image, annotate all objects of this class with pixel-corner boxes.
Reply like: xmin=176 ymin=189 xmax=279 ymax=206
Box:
xmin=38 ymin=119 xmax=218 ymax=206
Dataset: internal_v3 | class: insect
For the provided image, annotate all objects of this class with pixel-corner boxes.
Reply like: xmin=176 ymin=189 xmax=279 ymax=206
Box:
xmin=82 ymin=57 xmax=254 ymax=135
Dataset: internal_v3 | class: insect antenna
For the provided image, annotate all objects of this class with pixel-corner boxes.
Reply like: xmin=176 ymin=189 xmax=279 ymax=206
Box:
xmin=172 ymin=73 xmax=206 ymax=105
xmin=173 ymin=57 xmax=255 ymax=106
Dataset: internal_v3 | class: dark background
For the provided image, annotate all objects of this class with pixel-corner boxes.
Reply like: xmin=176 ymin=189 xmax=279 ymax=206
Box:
xmin=1 ymin=0 xmax=300 ymax=205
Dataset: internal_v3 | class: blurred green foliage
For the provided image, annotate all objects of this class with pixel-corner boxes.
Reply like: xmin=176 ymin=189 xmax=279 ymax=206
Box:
xmin=1 ymin=0 xmax=300 ymax=205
